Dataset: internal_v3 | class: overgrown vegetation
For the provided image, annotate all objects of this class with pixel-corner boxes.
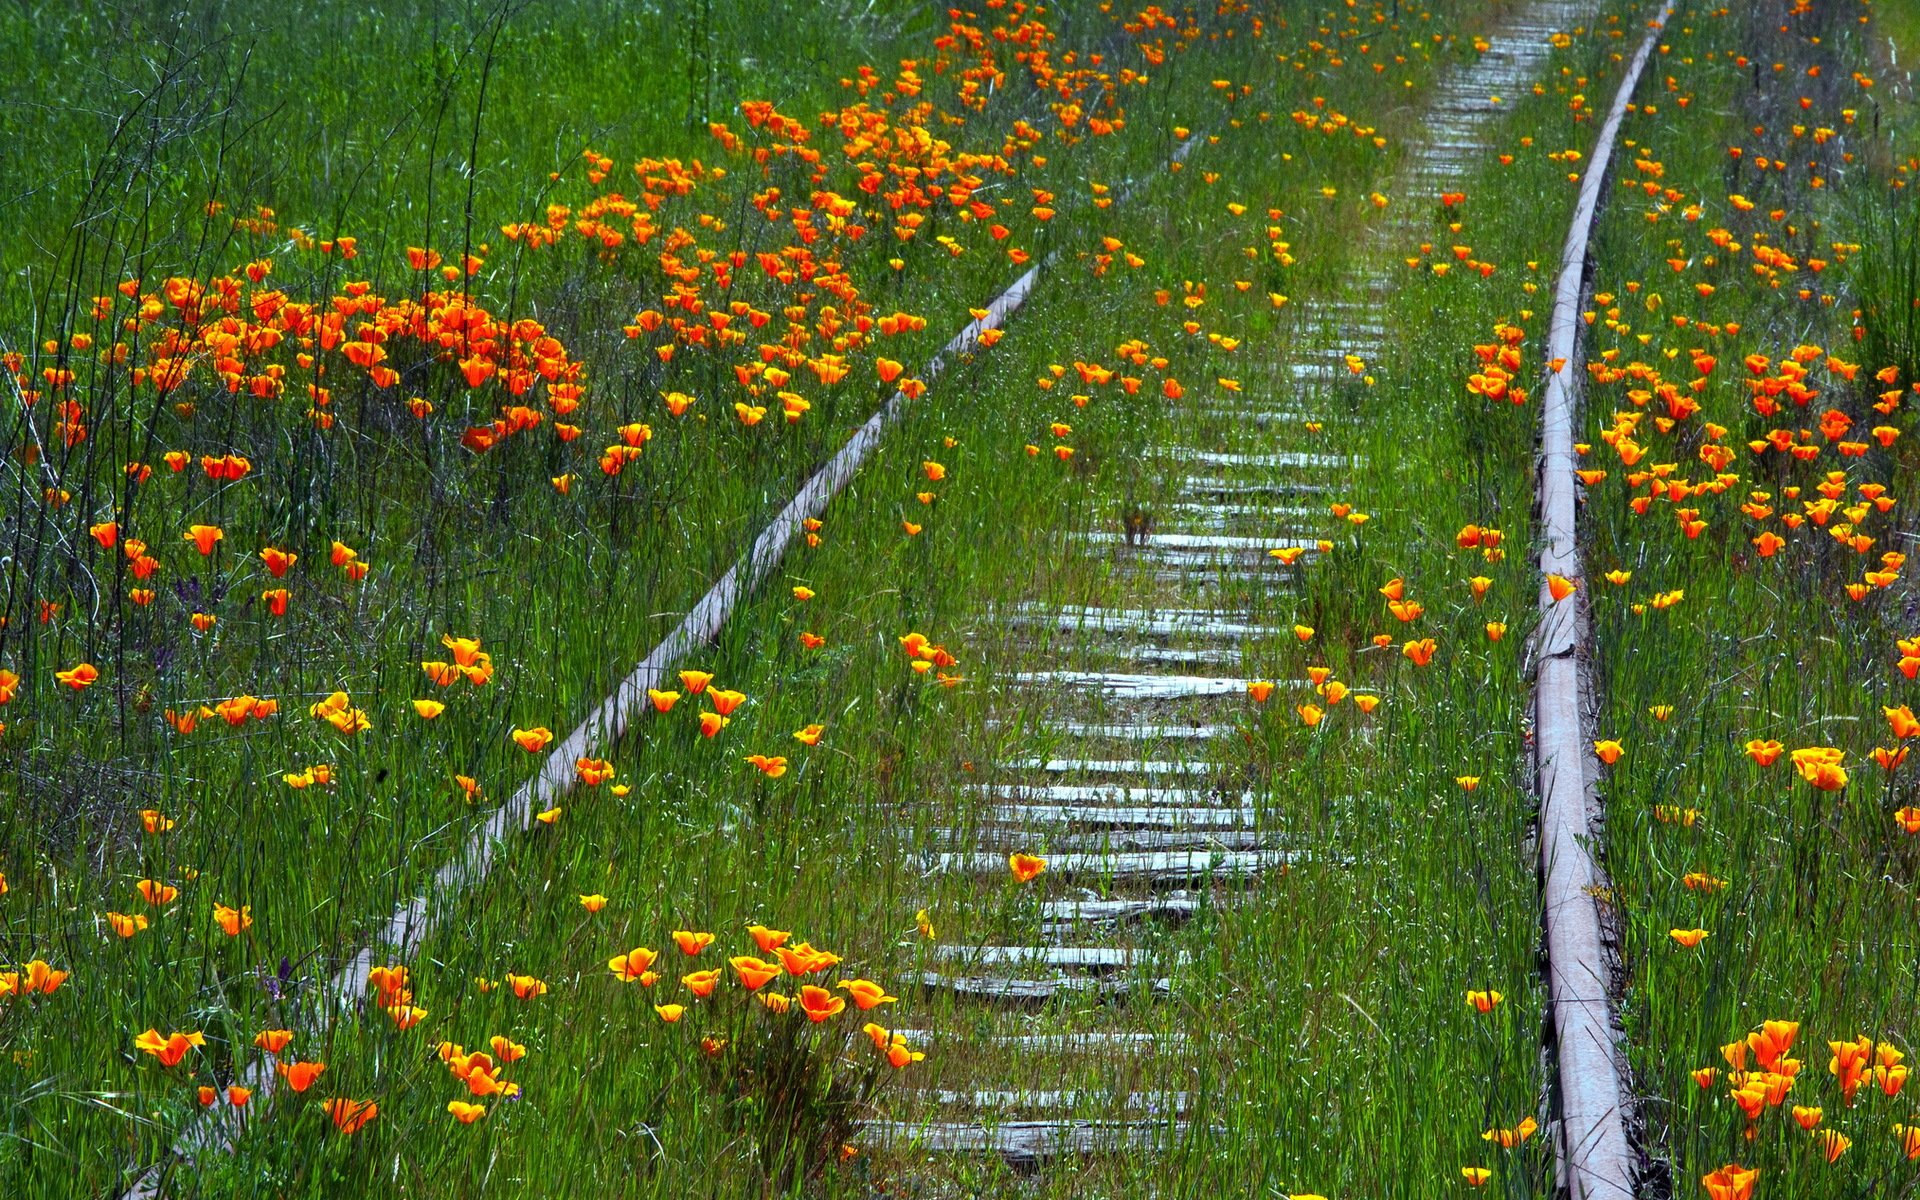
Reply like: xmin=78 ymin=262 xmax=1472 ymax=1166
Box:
xmin=2 ymin=0 xmax=1910 ymax=1196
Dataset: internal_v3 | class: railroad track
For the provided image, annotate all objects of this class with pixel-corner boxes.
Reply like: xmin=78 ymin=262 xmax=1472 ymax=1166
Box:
xmin=114 ymin=0 xmax=1675 ymax=1190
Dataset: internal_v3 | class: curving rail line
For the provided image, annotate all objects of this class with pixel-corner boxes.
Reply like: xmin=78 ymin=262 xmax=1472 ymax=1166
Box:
xmin=1533 ymin=2 xmax=1677 ymax=1197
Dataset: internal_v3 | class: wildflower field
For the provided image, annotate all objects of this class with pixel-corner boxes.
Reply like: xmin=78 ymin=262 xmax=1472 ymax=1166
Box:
xmin=2 ymin=0 xmax=1917 ymax=1196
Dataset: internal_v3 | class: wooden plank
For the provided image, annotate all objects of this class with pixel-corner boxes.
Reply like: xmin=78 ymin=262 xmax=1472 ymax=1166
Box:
xmin=973 ymin=804 xmax=1260 ymax=831
xmin=973 ymin=783 xmax=1249 ymax=806
xmin=1018 ymin=721 xmax=1233 ymax=740
xmin=1179 ymin=478 xmax=1329 ymax=498
xmin=1006 ymin=605 xmax=1282 ymax=639
xmin=1075 ymin=532 xmax=1316 ymax=552
xmin=1041 ymin=896 xmax=1201 ymax=931
xmin=934 ymin=849 xmax=1300 ymax=881
xmin=1176 ymin=449 xmax=1357 ymax=470
xmin=1013 ymin=671 xmax=1256 ymax=699
xmin=1019 ymin=829 xmax=1270 ymax=853
xmin=998 ymin=758 xmax=1221 ymax=776
xmin=866 ymin=1119 xmax=1173 ymax=1161
xmin=928 ymin=945 xmax=1181 ymax=970
xmin=914 ymin=971 xmax=1172 ymax=1003
xmin=890 ymin=1029 xmax=1180 ymax=1051
xmin=1161 ymin=501 xmax=1321 ymax=523
xmin=1122 ymin=645 xmax=1243 ymax=666
xmin=918 ymin=1090 xmax=1190 ymax=1114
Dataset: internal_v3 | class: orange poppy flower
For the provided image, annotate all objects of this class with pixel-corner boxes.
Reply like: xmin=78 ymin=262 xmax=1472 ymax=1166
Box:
xmin=323 ymin=1098 xmax=378 ymax=1135
xmin=887 ymin=1040 xmax=924 ymax=1068
xmin=55 ymin=663 xmax=99 ymax=690
xmin=510 ymin=726 xmax=553 ymax=753
xmin=608 ymin=947 xmax=658 ymax=981
xmin=276 ymin=1060 xmax=326 ymax=1091
xmin=254 ymin=1029 xmax=293 ymax=1053
xmin=576 ymin=757 xmax=614 ymax=786
xmin=213 ymin=904 xmax=251 ymax=936
xmin=771 ymin=942 xmax=843 ymax=976
xmin=674 ymin=931 xmax=715 ymax=956
xmin=4 ymin=960 xmax=68 ymax=997
xmin=745 ymin=754 xmax=788 ymax=778
xmin=730 ymin=956 xmax=784 ymax=991
xmin=1701 ymin=1164 xmax=1756 ymax=1200
xmin=838 ymin=979 xmax=898 ymax=1010
xmin=1481 ymin=1116 xmax=1538 ymax=1147
xmin=183 ymin=524 xmax=223 ymax=555
xmin=133 ymin=1029 xmax=204 ymax=1067
xmin=1009 ymin=853 xmax=1046 ymax=883
xmin=748 ymin=925 xmax=791 ymax=953
xmin=1790 ymin=746 xmax=1848 ymax=790
xmin=1887 ymin=705 xmax=1920 ymax=739
xmin=799 ymin=985 xmax=846 ymax=1023
xmin=506 ymin=974 xmax=547 ymax=1000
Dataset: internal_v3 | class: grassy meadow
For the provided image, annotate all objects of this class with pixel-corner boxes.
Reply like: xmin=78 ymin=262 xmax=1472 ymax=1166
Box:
xmin=2 ymin=0 xmax=1915 ymax=1197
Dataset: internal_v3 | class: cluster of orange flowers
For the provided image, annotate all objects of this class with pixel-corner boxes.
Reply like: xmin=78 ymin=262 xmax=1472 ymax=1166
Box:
xmin=0 ymin=0 xmax=1214 ymax=755
xmin=128 ymin=1023 xmax=379 ymax=1135
xmin=645 ymin=666 xmax=757 ymax=745
xmin=607 ymin=924 xmax=922 ymax=1070
xmin=1691 ymin=1020 xmax=1920 ymax=1191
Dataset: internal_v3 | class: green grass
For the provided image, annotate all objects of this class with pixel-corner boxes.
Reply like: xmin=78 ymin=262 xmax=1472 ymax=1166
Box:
xmin=0 ymin=0 xmax=1835 ymax=1196
xmin=1569 ymin=0 xmax=1920 ymax=1192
